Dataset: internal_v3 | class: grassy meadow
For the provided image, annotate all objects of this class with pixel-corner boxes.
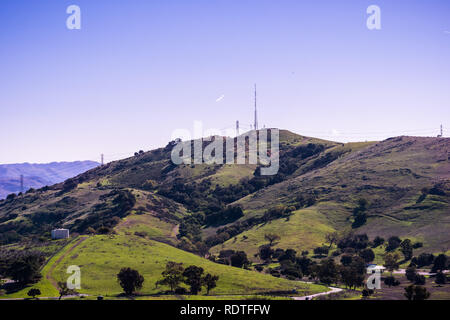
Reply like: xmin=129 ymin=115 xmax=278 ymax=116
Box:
xmin=44 ymin=235 xmax=328 ymax=298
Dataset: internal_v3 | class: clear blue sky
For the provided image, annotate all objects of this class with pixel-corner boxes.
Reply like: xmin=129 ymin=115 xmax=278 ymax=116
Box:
xmin=1 ymin=0 xmax=449 ymax=164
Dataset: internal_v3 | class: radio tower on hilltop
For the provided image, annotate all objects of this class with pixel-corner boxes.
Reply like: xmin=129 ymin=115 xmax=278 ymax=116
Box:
xmin=438 ymin=125 xmax=443 ymax=138
xmin=254 ymin=84 xmax=258 ymax=131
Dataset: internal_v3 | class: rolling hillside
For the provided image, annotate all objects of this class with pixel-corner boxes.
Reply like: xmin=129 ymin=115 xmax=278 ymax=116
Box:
xmin=1 ymin=131 xmax=449 ymax=251
xmin=0 ymin=129 xmax=449 ymax=299
xmin=216 ymin=135 xmax=450 ymax=255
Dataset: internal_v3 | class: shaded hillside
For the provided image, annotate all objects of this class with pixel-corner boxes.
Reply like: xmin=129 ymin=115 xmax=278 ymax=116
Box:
xmin=0 ymin=161 xmax=99 ymax=199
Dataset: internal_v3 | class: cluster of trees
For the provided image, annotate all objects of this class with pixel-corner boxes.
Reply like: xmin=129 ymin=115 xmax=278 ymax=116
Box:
xmin=385 ymin=236 xmax=402 ymax=252
xmin=263 ymin=248 xmax=312 ymax=280
xmin=176 ymin=204 xmax=298 ymax=257
xmin=337 ymin=232 xmax=371 ymax=251
xmin=404 ymin=285 xmax=430 ymax=300
xmin=159 ymin=179 xmax=215 ymax=213
xmin=0 ymin=250 xmax=44 ymax=289
xmin=316 ymin=257 xmax=366 ymax=289
xmin=417 ymin=183 xmax=447 ymax=203
xmin=430 ymin=254 xmax=448 ymax=273
xmin=176 ymin=205 xmax=247 ymax=255
xmin=406 ymin=254 xmax=448 ymax=285
xmin=250 ymin=229 xmax=449 ymax=294
xmin=385 ymin=238 xmax=449 ymax=278
xmin=211 ymin=178 xmax=263 ymax=206
xmin=27 ymin=288 xmax=41 ymax=299
xmin=381 ymin=247 xmax=449 ymax=293
xmin=73 ymin=189 xmax=136 ymax=234
xmin=252 ymin=143 xmax=327 ymax=187
xmin=209 ymin=250 xmax=251 ymax=269
xmin=178 ymin=213 xmax=204 ymax=242
xmin=205 ymin=206 xmax=244 ymax=227
xmin=409 ymin=252 xmax=447 ymax=269
xmin=253 ymin=233 xmax=366 ymax=289
xmin=205 ymin=205 xmax=295 ymax=249
xmin=257 ymin=244 xmax=368 ymax=289
xmin=352 ymin=199 xmax=368 ymax=228
xmin=336 ymin=232 xmax=426 ymax=265
xmin=340 ymin=248 xmax=374 ymax=265
xmin=117 ymin=267 xmax=145 ymax=295
xmin=156 ymin=262 xmax=219 ymax=295
xmin=176 ymin=213 xmax=208 ymax=255
xmin=405 ymin=266 xmax=426 ymax=285
xmin=0 ymin=230 xmax=22 ymax=245
xmin=313 ymin=246 xmax=330 ymax=257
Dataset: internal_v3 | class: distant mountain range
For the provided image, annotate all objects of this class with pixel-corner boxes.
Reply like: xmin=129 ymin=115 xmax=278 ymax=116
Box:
xmin=0 ymin=161 xmax=100 ymax=199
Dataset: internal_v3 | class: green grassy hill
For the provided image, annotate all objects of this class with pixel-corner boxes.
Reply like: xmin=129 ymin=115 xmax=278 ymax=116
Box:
xmin=1 ymin=235 xmax=327 ymax=299
xmin=54 ymin=235 xmax=326 ymax=296
xmin=222 ymin=136 xmax=450 ymax=255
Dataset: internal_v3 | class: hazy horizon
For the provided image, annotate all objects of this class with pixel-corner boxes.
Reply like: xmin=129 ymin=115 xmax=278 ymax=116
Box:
xmin=0 ymin=126 xmax=445 ymax=165
xmin=1 ymin=0 xmax=449 ymax=164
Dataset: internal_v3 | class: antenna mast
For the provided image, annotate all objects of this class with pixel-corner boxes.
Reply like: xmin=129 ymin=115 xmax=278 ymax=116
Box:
xmin=20 ymin=175 xmax=23 ymax=194
xmin=254 ymin=84 xmax=258 ymax=131
xmin=438 ymin=125 xmax=443 ymax=138
xmin=236 ymin=120 xmax=240 ymax=136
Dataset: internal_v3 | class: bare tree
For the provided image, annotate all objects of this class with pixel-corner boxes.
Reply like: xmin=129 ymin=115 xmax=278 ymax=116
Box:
xmin=57 ymin=281 xmax=76 ymax=300
xmin=264 ymin=233 xmax=281 ymax=246
xmin=325 ymin=232 xmax=339 ymax=249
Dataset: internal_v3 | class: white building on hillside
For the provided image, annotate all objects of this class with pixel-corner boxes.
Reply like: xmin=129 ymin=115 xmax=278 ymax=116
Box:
xmin=367 ymin=264 xmax=386 ymax=274
xmin=51 ymin=228 xmax=70 ymax=239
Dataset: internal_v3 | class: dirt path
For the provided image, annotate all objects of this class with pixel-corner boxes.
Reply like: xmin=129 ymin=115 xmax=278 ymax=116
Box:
xmin=292 ymin=287 xmax=343 ymax=300
xmin=46 ymin=237 xmax=88 ymax=290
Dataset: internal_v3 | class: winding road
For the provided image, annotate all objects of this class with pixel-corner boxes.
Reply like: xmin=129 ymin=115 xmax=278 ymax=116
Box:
xmin=393 ymin=269 xmax=449 ymax=276
xmin=292 ymin=286 xmax=343 ymax=300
